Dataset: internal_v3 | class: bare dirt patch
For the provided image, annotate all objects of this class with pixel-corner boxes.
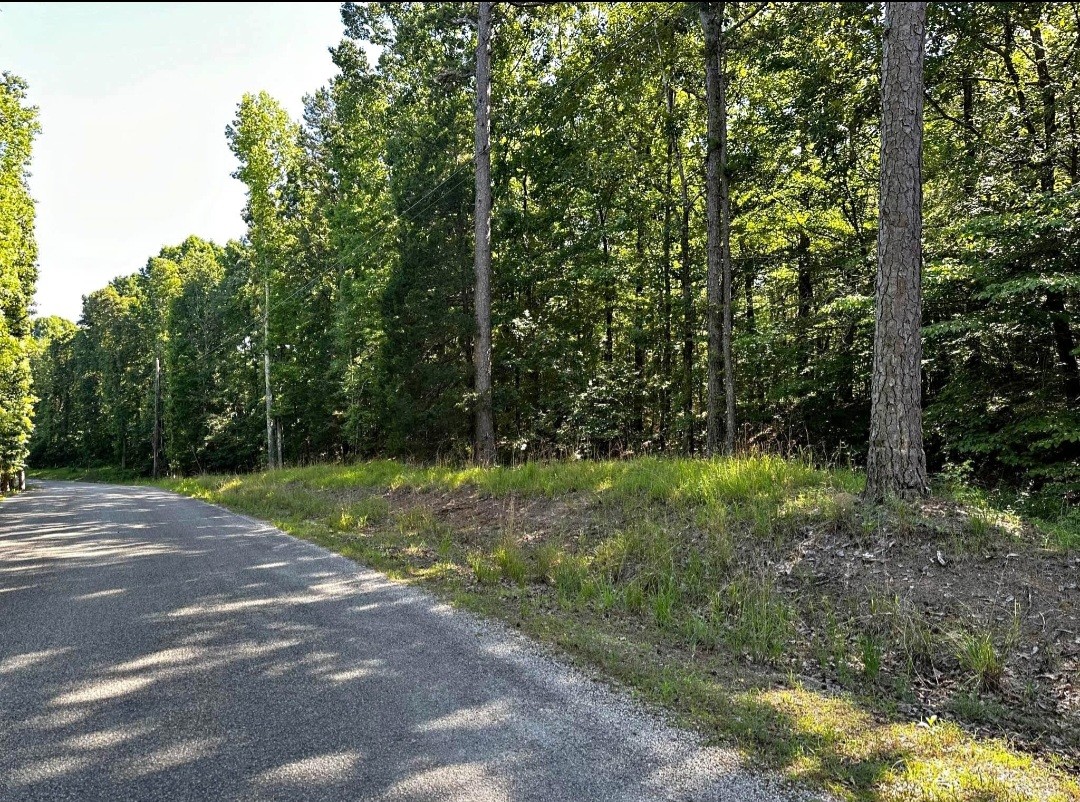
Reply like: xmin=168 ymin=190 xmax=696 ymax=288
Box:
xmin=775 ymin=498 xmax=1080 ymax=763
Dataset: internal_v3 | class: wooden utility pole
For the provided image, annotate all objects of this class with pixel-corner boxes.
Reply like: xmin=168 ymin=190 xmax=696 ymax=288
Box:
xmin=264 ymin=277 xmax=277 ymax=470
xmin=701 ymin=1 xmax=735 ymax=455
xmin=152 ymin=355 xmax=162 ymax=478
xmin=473 ymin=0 xmax=496 ymax=466
xmin=866 ymin=1 xmax=928 ymax=500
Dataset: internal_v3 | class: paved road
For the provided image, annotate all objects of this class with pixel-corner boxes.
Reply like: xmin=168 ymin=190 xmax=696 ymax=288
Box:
xmin=0 ymin=481 xmax=814 ymax=802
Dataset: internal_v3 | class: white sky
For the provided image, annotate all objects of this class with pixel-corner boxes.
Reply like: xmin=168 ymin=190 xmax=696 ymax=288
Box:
xmin=2 ymin=2 xmax=350 ymax=321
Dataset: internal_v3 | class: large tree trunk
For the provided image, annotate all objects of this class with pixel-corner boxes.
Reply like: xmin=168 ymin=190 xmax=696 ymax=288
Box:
xmin=866 ymin=1 xmax=928 ymax=500
xmin=675 ymin=114 xmax=696 ymax=456
xmin=660 ymin=84 xmax=676 ymax=452
xmin=473 ymin=0 xmax=496 ymax=466
xmin=276 ymin=419 xmax=283 ymax=469
xmin=634 ymin=216 xmax=646 ymax=440
xmin=796 ymin=229 xmax=813 ymax=322
xmin=600 ymin=211 xmax=614 ymax=365
xmin=701 ymin=1 xmax=735 ymax=456
xmin=961 ymin=74 xmax=976 ymax=195
xmin=721 ymin=69 xmax=736 ymax=457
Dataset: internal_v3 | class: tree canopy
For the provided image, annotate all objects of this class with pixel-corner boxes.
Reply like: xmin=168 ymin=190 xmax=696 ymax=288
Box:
xmin=25 ymin=2 xmax=1080 ymax=507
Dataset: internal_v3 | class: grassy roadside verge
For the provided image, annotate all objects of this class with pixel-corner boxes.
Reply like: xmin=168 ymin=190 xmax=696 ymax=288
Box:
xmin=32 ymin=459 xmax=1080 ymax=800
xmin=27 ymin=465 xmax=144 ymax=484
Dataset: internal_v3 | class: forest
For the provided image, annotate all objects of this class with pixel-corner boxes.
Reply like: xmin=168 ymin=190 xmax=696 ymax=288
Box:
xmin=10 ymin=1 xmax=1080 ymax=517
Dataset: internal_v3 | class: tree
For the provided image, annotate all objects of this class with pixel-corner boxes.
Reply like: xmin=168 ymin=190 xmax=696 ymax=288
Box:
xmin=701 ymin=2 xmax=736 ymax=456
xmin=29 ymin=317 xmax=78 ymax=467
xmin=226 ymin=93 xmax=300 ymax=470
xmin=474 ymin=1 xmax=496 ymax=465
xmin=866 ymin=1 xmax=928 ymax=500
xmin=0 ymin=73 xmax=40 ymax=491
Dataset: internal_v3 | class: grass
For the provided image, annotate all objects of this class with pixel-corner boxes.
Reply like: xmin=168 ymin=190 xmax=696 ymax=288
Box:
xmin=177 ymin=454 xmax=857 ymax=508
xmin=32 ymin=457 xmax=1080 ymax=801
xmin=954 ymin=631 xmax=1007 ymax=692
xmin=952 ymin=610 xmax=1020 ymax=693
xmin=715 ymin=574 xmax=795 ymax=665
xmin=28 ymin=465 xmax=144 ymax=484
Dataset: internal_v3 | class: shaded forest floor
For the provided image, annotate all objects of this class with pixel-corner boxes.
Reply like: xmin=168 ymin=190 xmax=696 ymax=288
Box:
xmin=33 ymin=458 xmax=1080 ymax=801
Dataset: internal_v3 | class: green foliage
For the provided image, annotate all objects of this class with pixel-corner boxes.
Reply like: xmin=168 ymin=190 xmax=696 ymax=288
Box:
xmin=0 ymin=73 xmax=39 ymax=485
xmin=25 ymin=3 xmax=1080 ymax=515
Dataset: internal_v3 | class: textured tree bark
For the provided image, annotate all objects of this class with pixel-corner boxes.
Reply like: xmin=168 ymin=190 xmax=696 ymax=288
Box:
xmin=866 ymin=1 xmax=928 ymax=500
xmin=674 ymin=111 xmax=696 ymax=456
xmin=659 ymin=84 xmax=676 ymax=452
xmin=473 ymin=1 xmax=496 ymax=466
xmin=796 ymin=230 xmax=813 ymax=321
xmin=744 ymin=271 xmax=755 ymax=334
xmin=1068 ymin=101 xmax=1079 ymax=186
xmin=600 ymin=213 xmax=614 ymax=365
xmin=275 ymin=418 xmax=283 ymax=469
xmin=634 ymin=216 xmax=646 ymax=438
xmin=1031 ymin=23 xmax=1057 ymax=194
xmin=701 ymin=1 xmax=729 ymax=456
xmin=961 ymin=75 xmax=976 ymax=195
xmin=720 ymin=39 xmax=736 ymax=458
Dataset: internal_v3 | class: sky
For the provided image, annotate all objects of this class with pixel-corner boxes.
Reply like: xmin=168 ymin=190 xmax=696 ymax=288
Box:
xmin=2 ymin=2 xmax=351 ymax=321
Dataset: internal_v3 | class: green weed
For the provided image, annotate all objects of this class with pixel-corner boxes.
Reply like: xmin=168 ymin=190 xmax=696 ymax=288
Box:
xmin=714 ymin=575 xmax=794 ymax=664
xmin=552 ymin=554 xmax=588 ymax=600
xmin=396 ymin=506 xmax=437 ymax=536
xmin=353 ymin=495 xmax=391 ymax=526
xmin=467 ymin=553 xmax=500 ymax=585
xmin=492 ymin=539 xmax=529 ymax=586
xmin=531 ymin=543 xmax=561 ymax=583
xmin=650 ymin=579 xmax=680 ymax=630
xmin=859 ymin=633 xmax=883 ymax=681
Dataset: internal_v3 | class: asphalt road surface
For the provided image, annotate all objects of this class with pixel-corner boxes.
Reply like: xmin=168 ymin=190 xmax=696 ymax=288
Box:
xmin=0 ymin=481 xmax=817 ymax=802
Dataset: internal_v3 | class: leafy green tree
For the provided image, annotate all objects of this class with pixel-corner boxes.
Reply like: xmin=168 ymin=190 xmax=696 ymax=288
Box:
xmin=0 ymin=73 xmax=40 ymax=490
xmin=29 ymin=317 xmax=78 ymax=467
xmin=227 ymin=91 xmax=301 ymax=469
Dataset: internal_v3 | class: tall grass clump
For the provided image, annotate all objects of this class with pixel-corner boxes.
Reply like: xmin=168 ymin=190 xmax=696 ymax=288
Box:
xmin=713 ymin=574 xmax=794 ymax=664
